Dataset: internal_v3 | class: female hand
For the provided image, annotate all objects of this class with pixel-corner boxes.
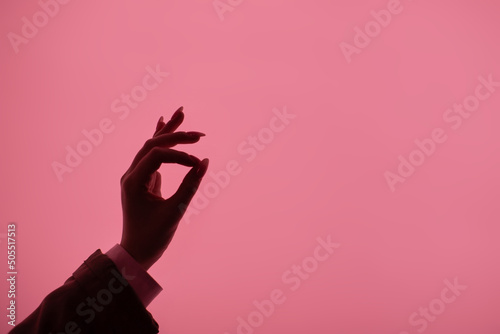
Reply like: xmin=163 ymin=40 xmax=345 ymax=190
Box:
xmin=119 ymin=106 xmax=209 ymax=270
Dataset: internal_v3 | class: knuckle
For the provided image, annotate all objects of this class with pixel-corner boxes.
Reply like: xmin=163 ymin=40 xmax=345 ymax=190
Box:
xmin=143 ymin=138 xmax=155 ymax=150
xmin=150 ymin=146 xmax=164 ymax=156
xmin=120 ymin=175 xmax=131 ymax=188
xmin=120 ymin=172 xmax=128 ymax=185
xmin=120 ymin=172 xmax=137 ymax=191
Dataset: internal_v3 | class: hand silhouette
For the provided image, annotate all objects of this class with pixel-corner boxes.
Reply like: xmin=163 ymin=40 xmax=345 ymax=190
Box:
xmin=119 ymin=106 xmax=208 ymax=270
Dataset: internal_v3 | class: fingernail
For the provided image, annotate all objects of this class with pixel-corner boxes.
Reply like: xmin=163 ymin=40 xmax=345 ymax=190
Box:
xmin=196 ymin=158 xmax=209 ymax=177
xmin=158 ymin=116 xmax=164 ymax=123
xmin=171 ymin=106 xmax=183 ymax=120
xmin=187 ymin=131 xmax=206 ymax=137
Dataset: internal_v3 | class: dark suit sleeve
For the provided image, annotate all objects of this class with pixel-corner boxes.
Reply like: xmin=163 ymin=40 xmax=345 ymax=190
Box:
xmin=9 ymin=250 xmax=160 ymax=334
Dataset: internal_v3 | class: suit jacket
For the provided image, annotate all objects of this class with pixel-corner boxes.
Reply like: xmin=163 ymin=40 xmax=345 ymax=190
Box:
xmin=10 ymin=250 xmax=159 ymax=333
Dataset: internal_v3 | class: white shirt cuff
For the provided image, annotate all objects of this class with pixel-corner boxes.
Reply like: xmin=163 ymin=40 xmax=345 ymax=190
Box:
xmin=106 ymin=244 xmax=163 ymax=308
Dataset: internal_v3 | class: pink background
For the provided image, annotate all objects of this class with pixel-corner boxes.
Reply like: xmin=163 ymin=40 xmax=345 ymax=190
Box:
xmin=1 ymin=0 xmax=500 ymax=333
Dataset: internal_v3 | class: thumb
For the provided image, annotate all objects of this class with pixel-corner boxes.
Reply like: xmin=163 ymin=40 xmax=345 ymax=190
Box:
xmin=170 ymin=158 xmax=209 ymax=210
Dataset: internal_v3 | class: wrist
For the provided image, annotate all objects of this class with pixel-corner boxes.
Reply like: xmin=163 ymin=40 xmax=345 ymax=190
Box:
xmin=119 ymin=241 xmax=153 ymax=271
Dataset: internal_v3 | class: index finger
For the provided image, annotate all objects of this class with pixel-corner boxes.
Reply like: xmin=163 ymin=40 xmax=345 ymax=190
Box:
xmin=127 ymin=131 xmax=204 ymax=173
xmin=128 ymin=147 xmax=200 ymax=187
